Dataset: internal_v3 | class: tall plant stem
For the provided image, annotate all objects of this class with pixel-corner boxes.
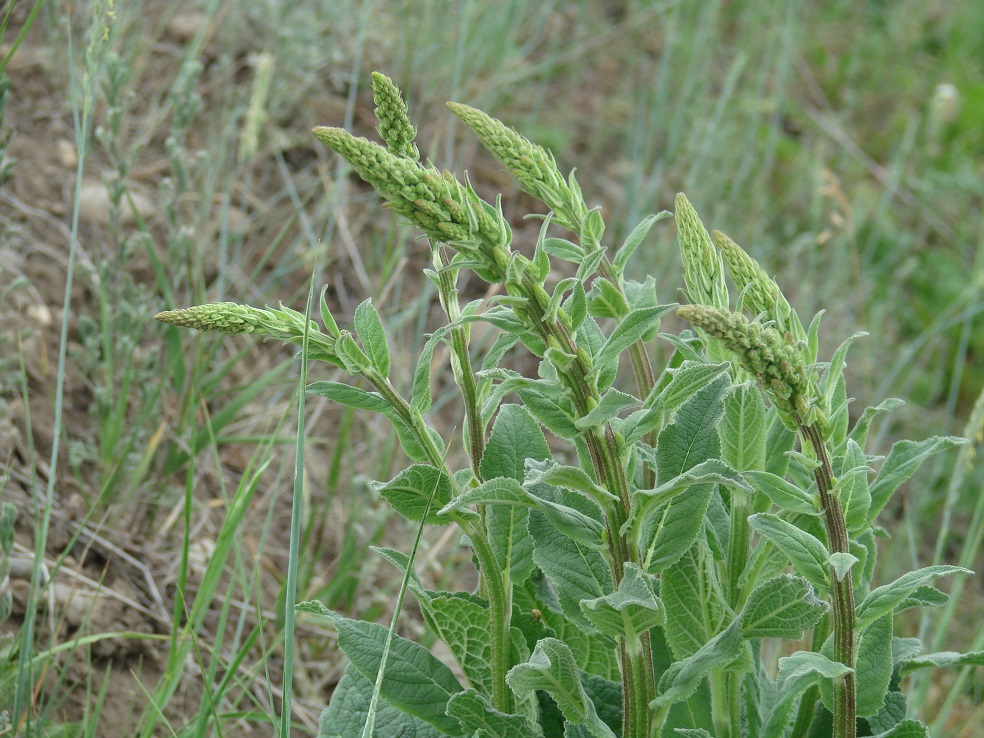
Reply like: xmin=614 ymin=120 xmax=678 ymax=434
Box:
xmin=435 ymin=245 xmax=486 ymax=480
xmin=514 ymin=271 xmax=655 ymax=738
xmin=596 ymin=256 xmax=658 ymax=487
xmin=367 ymin=371 xmax=513 ymax=713
xmin=801 ymin=422 xmax=856 ymax=738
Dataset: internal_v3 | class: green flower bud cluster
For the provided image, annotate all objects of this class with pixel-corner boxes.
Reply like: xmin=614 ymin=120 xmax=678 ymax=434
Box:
xmin=674 ymin=194 xmax=729 ymax=312
xmin=155 ymin=302 xmax=338 ymax=361
xmin=311 ymin=126 xmax=511 ymax=281
xmin=677 ymin=304 xmax=819 ymax=430
xmin=712 ymin=229 xmax=807 ymax=347
xmin=371 ymin=71 xmax=419 ymax=161
xmin=446 ymin=102 xmax=588 ymax=234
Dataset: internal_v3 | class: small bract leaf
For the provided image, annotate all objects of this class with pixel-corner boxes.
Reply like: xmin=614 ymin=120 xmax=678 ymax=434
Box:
xmin=827 ymin=552 xmax=860 ymax=582
xmin=354 ymin=298 xmax=391 ymax=377
xmin=580 ymin=563 xmax=664 ymax=655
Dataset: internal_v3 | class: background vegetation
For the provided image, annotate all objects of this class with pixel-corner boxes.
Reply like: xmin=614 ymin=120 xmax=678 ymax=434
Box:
xmin=0 ymin=0 xmax=981 ymax=735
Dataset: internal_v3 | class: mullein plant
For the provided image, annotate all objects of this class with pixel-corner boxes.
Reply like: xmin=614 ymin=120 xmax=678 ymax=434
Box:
xmin=157 ymin=73 xmax=982 ymax=738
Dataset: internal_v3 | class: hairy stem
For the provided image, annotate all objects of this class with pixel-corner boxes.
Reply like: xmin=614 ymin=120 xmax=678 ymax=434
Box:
xmin=801 ymin=422 xmax=856 ymax=738
xmin=435 ymin=245 xmax=486 ymax=480
xmin=368 ymin=371 xmax=513 ymax=713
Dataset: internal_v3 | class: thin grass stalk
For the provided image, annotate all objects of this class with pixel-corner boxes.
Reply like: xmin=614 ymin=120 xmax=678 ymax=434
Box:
xmin=362 ymin=444 xmax=449 ymax=738
xmin=279 ymin=273 xmax=318 ymax=736
xmin=13 ymin=9 xmax=98 ymax=729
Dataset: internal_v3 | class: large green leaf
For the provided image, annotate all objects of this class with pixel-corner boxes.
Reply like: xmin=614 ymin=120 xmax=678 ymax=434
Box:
xmin=641 ymin=375 xmax=729 ymax=572
xmin=744 ymin=471 xmax=818 ymax=517
xmin=760 ymin=651 xmax=852 ymax=736
xmin=575 ymin=389 xmax=640 ymax=429
xmin=897 ymin=649 xmax=984 ymax=676
xmin=740 ymin=574 xmax=828 ymax=640
xmin=318 ymin=666 xmax=444 ymax=738
xmin=592 ymin=304 xmax=677 ymax=374
xmin=307 ymin=381 xmax=391 ymax=413
xmin=855 ymin=614 xmax=894 ymax=716
xmin=648 ymin=360 xmax=730 ymax=413
xmin=479 ymin=404 xmax=550 ymax=581
xmin=838 ymin=439 xmax=872 ymax=533
xmin=316 ymin=609 xmax=464 ymax=735
xmin=662 ymin=540 xmax=732 ymax=660
xmin=654 ymin=619 xmax=747 ymax=708
xmin=655 ymin=375 xmax=729 ymax=484
xmin=529 ymin=508 xmax=613 ymax=631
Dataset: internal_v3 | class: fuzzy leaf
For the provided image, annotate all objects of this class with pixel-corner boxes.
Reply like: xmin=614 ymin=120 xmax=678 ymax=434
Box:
xmin=507 ymin=638 xmax=617 ymax=738
xmin=530 ymin=509 xmax=613 ymax=631
xmin=318 ymin=610 xmax=463 ymax=735
xmin=481 ymin=404 xmax=552 ymax=482
xmin=854 ymin=614 xmax=895 ymax=716
xmin=848 ymin=397 xmax=904 ymax=450
xmin=593 ymin=304 xmax=677 ymax=374
xmin=377 ymin=465 xmax=455 ymax=525
xmin=740 ymin=574 xmax=828 ymax=640
xmin=744 ymin=470 xmax=818 ymax=516
xmin=307 ymin=381 xmax=391 ymax=413
xmin=720 ymin=382 xmax=767 ymax=471
xmin=586 ymin=277 xmax=630 ymax=319
xmin=439 ymin=477 xmax=532 ymax=514
xmin=866 ymin=436 xmax=966 ymax=527
xmin=869 ymin=720 xmax=930 ymax=738
xmin=543 ymin=237 xmax=584 ymax=263
xmin=578 ymin=318 xmax=619 ymax=393
xmin=527 ymin=461 xmax=617 ymax=505
xmin=856 ymin=565 xmax=971 ymax=629
xmin=820 ymin=330 xmax=866 ymax=409
xmin=354 ymin=298 xmax=391 ymax=376
xmin=827 ymin=552 xmax=859 ymax=582
xmin=411 ymin=329 xmax=445 ymax=414
xmin=446 ymin=690 xmax=540 ymax=737
xmin=655 ymin=375 xmax=729 ymax=484
xmin=575 ymin=389 xmax=640 ymax=429
xmin=897 ymin=649 xmax=984 ymax=675
xmin=318 ymin=666 xmax=443 ymax=738
xmin=840 ymin=439 xmax=872 ymax=533
xmin=867 ymin=690 xmax=907 ymax=734
xmin=662 ymin=540 xmax=732 ymax=660
xmin=654 ymin=619 xmax=746 ymax=708
xmin=613 ymin=211 xmax=670 ymax=275
xmin=515 ymin=383 xmax=580 ymax=439
xmin=635 ymin=459 xmax=750 ymax=511
xmin=747 ymin=513 xmax=830 ymax=592
xmin=761 ymin=651 xmax=852 ymax=736
xmin=580 ymin=563 xmax=664 ymax=654
xmin=648 ymin=360 xmax=730 ymax=412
